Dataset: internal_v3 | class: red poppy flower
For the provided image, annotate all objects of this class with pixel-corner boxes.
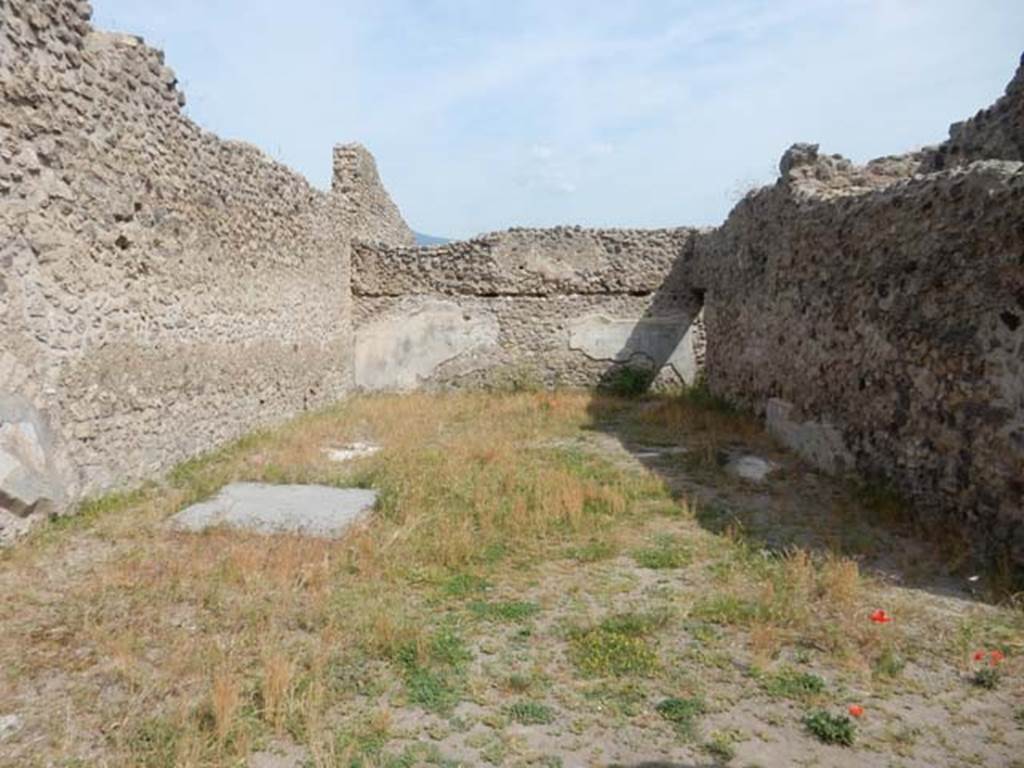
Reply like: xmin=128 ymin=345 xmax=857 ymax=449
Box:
xmin=973 ymin=650 xmax=986 ymax=662
xmin=870 ymin=609 xmax=892 ymax=624
xmin=848 ymin=704 xmax=864 ymax=718
xmin=989 ymin=649 xmax=1005 ymax=666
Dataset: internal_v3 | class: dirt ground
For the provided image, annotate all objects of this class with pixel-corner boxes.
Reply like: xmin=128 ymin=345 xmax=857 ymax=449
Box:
xmin=1 ymin=391 xmax=1021 ymax=767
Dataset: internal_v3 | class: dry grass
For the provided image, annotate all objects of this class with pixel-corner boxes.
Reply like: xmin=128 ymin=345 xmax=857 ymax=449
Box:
xmin=261 ymin=651 xmax=293 ymax=733
xmin=0 ymin=389 xmax=1021 ymax=767
xmin=211 ymin=668 xmax=241 ymax=743
xmin=0 ymin=392 xmax=652 ymax=765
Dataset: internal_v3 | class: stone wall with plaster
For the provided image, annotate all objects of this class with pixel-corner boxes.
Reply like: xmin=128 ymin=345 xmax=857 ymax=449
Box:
xmin=692 ymin=60 xmax=1024 ymax=571
xmin=352 ymin=227 xmax=705 ymax=390
xmin=0 ymin=0 xmax=380 ymax=539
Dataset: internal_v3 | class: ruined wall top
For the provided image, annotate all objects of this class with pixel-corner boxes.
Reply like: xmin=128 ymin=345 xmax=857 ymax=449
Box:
xmin=925 ymin=54 xmax=1024 ymax=170
xmin=775 ymin=143 xmax=928 ymax=199
xmin=352 ymin=226 xmax=696 ymax=297
xmin=761 ymin=55 xmax=1023 ymax=204
xmin=333 ymin=143 xmax=415 ymax=247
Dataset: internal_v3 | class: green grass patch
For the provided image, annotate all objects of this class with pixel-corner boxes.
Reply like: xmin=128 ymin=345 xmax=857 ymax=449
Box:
xmin=333 ymin=723 xmax=389 ymax=765
xmin=599 ymin=611 xmax=671 ymax=636
xmin=971 ymin=666 xmax=1001 ymax=690
xmin=656 ymin=696 xmax=706 ymax=740
xmin=506 ymin=700 xmax=555 ymax=725
xmin=470 ymin=600 xmax=540 ymax=623
xmin=581 ymin=680 xmax=648 ymax=717
xmin=803 ymin=710 xmax=855 ymax=746
xmin=568 ymin=613 xmax=665 ymax=677
xmin=549 ymin=447 xmax=663 ymax=502
xmin=601 ymin=366 xmax=654 ymax=397
xmin=404 ymin=667 xmax=460 ymax=713
xmin=427 ymin=625 xmax=472 ymax=668
xmin=761 ymin=667 xmax=827 ymax=700
xmin=567 ymin=539 xmax=618 ymax=562
xmin=633 ymin=534 xmax=691 ymax=569
xmin=703 ymin=729 xmax=741 ymax=763
xmin=689 ymin=594 xmax=759 ymax=625
xmin=126 ymin=717 xmax=182 ymax=768
xmin=382 ymin=743 xmax=450 ymax=768
xmin=442 ymin=572 xmax=492 ymax=598
xmin=396 ymin=625 xmax=472 ymax=713
xmin=679 ymin=381 xmax=739 ymax=415
xmin=873 ymin=647 xmax=906 ymax=679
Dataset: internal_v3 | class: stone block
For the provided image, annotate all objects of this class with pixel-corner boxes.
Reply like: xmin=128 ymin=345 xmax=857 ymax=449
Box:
xmin=170 ymin=483 xmax=377 ymax=538
xmin=766 ymin=398 xmax=854 ymax=476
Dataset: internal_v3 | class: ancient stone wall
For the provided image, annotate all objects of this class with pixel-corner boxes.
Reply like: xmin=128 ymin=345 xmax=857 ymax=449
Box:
xmin=352 ymin=227 xmax=705 ymax=390
xmin=3 ymin=1 xmax=1021 ymax=575
xmin=333 ymin=144 xmax=415 ymax=247
xmin=922 ymin=53 xmax=1024 ymax=171
xmin=0 ymin=0 xmax=358 ymax=539
xmin=693 ymin=122 xmax=1024 ymax=570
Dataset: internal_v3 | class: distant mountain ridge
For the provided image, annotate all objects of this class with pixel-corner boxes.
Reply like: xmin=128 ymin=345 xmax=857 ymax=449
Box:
xmin=414 ymin=231 xmax=450 ymax=246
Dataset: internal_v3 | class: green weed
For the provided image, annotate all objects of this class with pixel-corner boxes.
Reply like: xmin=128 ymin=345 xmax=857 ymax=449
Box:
xmin=601 ymin=366 xmax=654 ymax=397
xmin=761 ymin=667 xmax=826 ymax=700
xmin=803 ymin=710 xmax=855 ymax=746
xmin=442 ymin=572 xmax=492 ymax=598
xmin=569 ymin=614 xmax=664 ymax=677
xmin=506 ymin=701 xmax=555 ymax=725
xmin=568 ymin=539 xmax=618 ymax=563
xmin=126 ymin=717 xmax=181 ymax=768
xmin=874 ymin=647 xmax=906 ymax=678
xmin=633 ymin=535 xmax=691 ymax=569
xmin=470 ymin=600 xmax=540 ymax=623
xmin=396 ymin=625 xmax=472 ymax=713
xmin=656 ymin=696 xmax=706 ymax=740
xmin=971 ymin=666 xmax=1001 ymax=690
xmin=703 ymin=729 xmax=741 ymax=763
xmin=690 ymin=595 xmax=759 ymax=625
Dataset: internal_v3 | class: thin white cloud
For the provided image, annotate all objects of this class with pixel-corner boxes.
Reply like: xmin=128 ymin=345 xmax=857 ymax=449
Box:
xmin=92 ymin=0 xmax=1024 ymax=238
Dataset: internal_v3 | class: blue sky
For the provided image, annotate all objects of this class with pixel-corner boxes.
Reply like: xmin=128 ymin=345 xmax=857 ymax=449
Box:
xmin=92 ymin=1 xmax=1023 ymax=239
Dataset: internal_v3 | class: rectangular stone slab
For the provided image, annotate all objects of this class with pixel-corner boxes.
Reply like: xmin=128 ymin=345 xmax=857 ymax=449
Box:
xmin=170 ymin=483 xmax=377 ymax=538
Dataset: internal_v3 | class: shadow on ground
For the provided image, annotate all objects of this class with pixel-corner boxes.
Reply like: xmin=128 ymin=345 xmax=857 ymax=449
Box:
xmin=584 ymin=240 xmax=989 ymax=605
xmin=585 ymin=385 xmax=993 ymax=605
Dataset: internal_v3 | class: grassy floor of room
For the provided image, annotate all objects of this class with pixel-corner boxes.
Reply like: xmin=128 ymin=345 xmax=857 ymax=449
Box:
xmin=0 ymin=390 xmax=1021 ymax=767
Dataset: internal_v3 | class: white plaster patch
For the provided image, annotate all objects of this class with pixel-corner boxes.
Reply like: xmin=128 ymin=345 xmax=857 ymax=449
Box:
xmin=355 ymin=300 xmax=499 ymax=391
xmin=0 ymin=396 xmax=64 ymax=522
xmin=0 ymin=421 xmax=47 ymax=471
xmin=766 ymin=398 xmax=854 ymax=475
xmin=324 ymin=442 xmax=380 ymax=463
xmin=567 ymin=314 xmax=701 ymax=385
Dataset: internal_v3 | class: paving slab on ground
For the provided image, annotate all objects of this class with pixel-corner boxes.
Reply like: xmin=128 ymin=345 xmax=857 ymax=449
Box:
xmin=170 ymin=483 xmax=377 ymax=538
xmin=323 ymin=441 xmax=381 ymax=462
xmin=725 ymin=453 xmax=777 ymax=482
